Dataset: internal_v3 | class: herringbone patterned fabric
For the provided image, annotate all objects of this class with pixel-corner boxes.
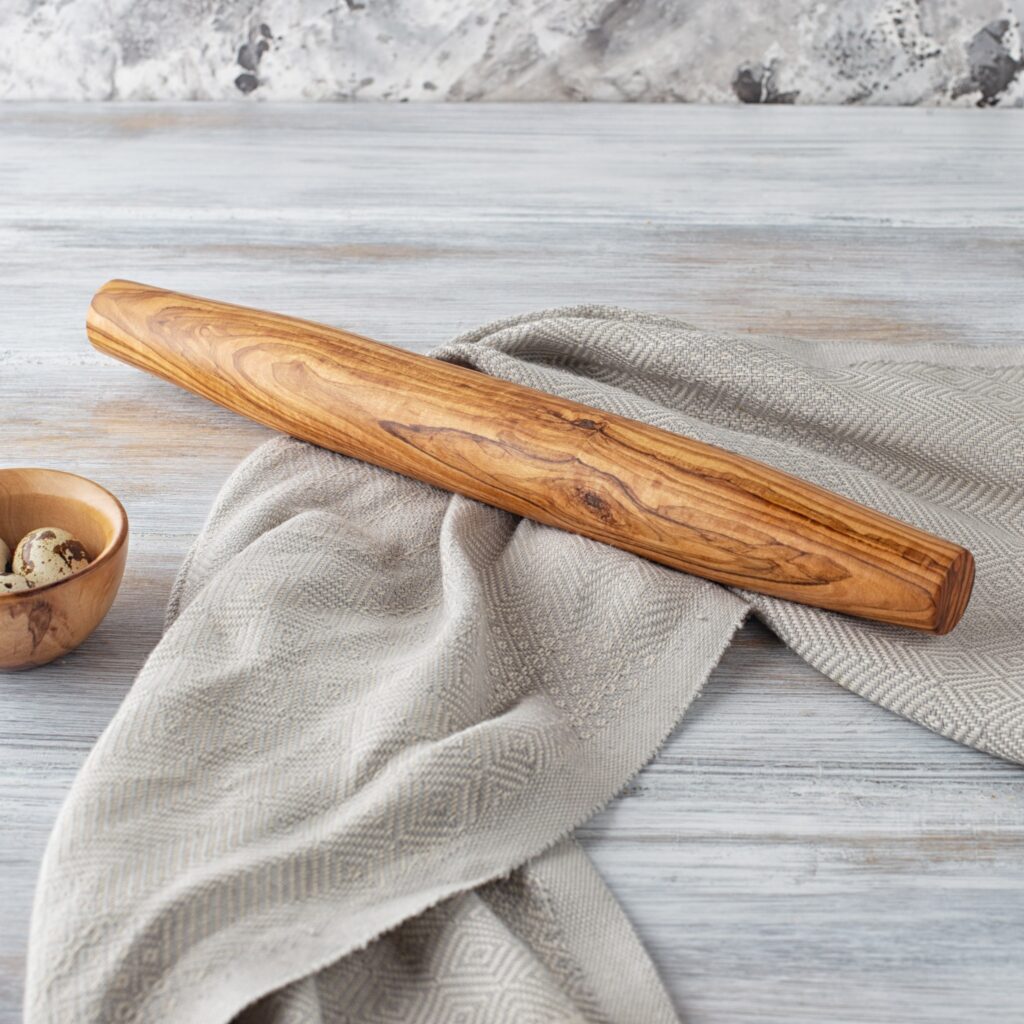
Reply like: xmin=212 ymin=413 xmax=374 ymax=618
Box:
xmin=25 ymin=309 xmax=1023 ymax=1023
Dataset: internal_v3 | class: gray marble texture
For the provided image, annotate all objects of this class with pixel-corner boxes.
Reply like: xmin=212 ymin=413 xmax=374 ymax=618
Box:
xmin=0 ymin=0 xmax=1021 ymax=104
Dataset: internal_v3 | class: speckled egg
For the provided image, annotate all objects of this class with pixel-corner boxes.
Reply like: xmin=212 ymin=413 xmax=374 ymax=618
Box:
xmin=13 ymin=527 xmax=91 ymax=587
xmin=0 ymin=537 xmax=10 ymax=571
xmin=0 ymin=572 xmax=33 ymax=594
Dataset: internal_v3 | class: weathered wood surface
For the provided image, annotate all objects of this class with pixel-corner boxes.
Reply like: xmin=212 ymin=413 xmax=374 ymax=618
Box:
xmin=1 ymin=104 xmax=1021 ymax=1024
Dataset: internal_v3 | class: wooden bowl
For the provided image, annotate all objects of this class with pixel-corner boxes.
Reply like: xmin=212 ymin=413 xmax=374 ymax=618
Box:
xmin=0 ymin=468 xmax=128 ymax=671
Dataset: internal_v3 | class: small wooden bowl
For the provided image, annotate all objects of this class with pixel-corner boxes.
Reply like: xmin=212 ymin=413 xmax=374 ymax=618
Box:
xmin=0 ymin=468 xmax=128 ymax=671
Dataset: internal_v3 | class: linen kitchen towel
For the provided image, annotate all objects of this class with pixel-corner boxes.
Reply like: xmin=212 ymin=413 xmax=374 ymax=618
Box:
xmin=26 ymin=308 xmax=1024 ymax=1023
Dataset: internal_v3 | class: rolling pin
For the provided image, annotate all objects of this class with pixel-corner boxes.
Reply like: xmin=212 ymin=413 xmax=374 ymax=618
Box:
xmin=87 ymin=280 xmax=974 ymax=634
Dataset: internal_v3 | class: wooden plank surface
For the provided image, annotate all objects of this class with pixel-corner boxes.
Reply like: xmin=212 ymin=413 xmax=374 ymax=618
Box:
xmin=1 ymin=103 xmax=1022 ymax=1023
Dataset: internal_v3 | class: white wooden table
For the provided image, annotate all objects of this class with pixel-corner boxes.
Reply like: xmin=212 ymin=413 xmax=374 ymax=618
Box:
xmin=1 ymin=104 xmax=1022 ymax=1024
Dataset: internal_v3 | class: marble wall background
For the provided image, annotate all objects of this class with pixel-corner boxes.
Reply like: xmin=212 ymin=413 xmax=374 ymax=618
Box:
xmin=0 ymin=1 xmax=1021 ymax=105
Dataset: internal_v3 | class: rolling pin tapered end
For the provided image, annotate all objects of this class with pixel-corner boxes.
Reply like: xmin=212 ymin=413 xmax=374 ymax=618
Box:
xmin=933 ymin=546 xmax=975 ymax=636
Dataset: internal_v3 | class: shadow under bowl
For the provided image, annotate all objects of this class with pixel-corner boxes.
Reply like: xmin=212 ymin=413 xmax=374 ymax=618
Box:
xmin=0 ymin=468 xmax=128 ymax=671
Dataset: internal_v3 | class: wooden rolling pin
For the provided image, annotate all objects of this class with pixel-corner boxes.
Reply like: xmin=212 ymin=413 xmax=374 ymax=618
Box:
xmin=87 ymin=280 xmax=974 ymax=634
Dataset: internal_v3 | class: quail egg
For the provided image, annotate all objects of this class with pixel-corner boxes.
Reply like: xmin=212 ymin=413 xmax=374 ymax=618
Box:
xmin=0 ymin=572 xmax=33 ymax=594
xmin=13 ymin=527 xmax=91 ymax=587
xmin=0 ymin=537 xmax=9 ymax=571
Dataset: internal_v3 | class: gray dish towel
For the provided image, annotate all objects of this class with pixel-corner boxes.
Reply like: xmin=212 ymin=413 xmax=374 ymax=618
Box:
xmin=26 ymin=308 xmax=1023 ymax=1023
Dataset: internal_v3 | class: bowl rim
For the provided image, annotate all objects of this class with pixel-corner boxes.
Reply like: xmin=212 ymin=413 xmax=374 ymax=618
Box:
xmin=0 ymin=467 xmax=128 ymax=602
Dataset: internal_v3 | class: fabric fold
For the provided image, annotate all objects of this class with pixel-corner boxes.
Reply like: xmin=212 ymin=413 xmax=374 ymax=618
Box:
xmin=26 ymin=308 xmax=1023 ymax=1023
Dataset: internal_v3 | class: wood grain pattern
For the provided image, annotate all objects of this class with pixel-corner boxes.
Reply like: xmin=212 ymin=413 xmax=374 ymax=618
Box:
xmin=88 ymin=280 xmax=973 ymax=633
xmin=1 ymin=103 xmax=1022 ymax=1024
xmin=0 ymin=469 xmax=128 ymax=670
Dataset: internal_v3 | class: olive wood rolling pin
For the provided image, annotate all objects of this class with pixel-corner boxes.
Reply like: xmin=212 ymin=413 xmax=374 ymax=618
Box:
xmin=87 ymin=280 xmax=974 ymax=634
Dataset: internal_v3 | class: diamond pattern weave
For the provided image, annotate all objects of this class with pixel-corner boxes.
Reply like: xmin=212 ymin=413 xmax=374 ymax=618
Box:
xmin=25 ymin=308 xmax=1023 ymax=1023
